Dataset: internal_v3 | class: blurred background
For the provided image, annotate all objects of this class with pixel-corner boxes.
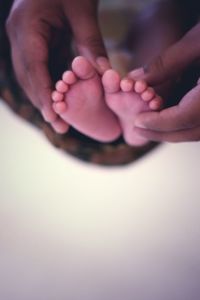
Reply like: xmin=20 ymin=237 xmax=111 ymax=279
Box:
xmin=1 ymin=0 xmax=200 ymax=300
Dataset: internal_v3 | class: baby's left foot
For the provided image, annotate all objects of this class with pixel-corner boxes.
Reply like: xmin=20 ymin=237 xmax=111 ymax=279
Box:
xmin=102 ymin=70 xmax=163 ymax=146
xmin=51 ymin=57 xmax=121 ymax=142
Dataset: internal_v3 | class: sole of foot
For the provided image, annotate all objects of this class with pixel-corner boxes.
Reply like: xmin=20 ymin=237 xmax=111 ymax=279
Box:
xmin=102 ymin=69 xmax=163 ymax=147
xmin=52 ymin=56 xmax=122 ymax=142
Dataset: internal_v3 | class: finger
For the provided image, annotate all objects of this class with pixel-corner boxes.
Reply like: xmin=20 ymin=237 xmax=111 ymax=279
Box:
xmin=12 ymin=29 xmax=60 ymax=123
xmin=28 ymin=61 xmax=58 ymax=122
xmin=51 ymin=118 xmax=70 ymax=134
xmin=10 ymin=32 xmax=70 ymax=132
xmin=66 ymin=9 xmax=109 ymax=73
xmin=140 ymin=23 xmax=200 ymax=86
xmin=134 ymin=126 xmax=200 ymax=143
xmin=26 ymin=59 xmax=70 ymax=132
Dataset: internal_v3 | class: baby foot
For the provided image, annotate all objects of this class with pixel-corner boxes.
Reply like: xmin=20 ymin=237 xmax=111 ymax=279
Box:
xmin=102 ymin=70 xmax=163 ymax=146
xmin=52 ymin=56 xmax=121 ymax=142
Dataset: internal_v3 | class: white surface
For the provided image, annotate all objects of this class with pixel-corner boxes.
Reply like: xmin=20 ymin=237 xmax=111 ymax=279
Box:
xmin=0 ymin=100 xmax=200 ymax=300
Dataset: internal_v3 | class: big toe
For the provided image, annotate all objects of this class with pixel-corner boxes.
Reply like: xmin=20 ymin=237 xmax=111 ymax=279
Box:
xmin=102 ymin=70 xmax=121 ymax=94
xmin=72 ymin=56 xmax=96 ymax=80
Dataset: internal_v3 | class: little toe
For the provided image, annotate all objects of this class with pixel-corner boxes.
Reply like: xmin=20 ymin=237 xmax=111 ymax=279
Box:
xmin=120 ymin=78 xmax=134 ymax=92
xmin=134 ymin=80 xmax=148 ymax=94
xmin=149 ymin=96 xmax=163 ymax=111
xmin=51 ymin=118 xmax=69 ymax=134
xmin=141 ymin=87 xmax=155 ymax=102
xmin=72 ymin=56 xmax=96 ymax=80
xmin=52 ymin=91 xmax=64 ymax=102
xmin=62 ymin=71 xmax=77 ymax=85
xmin=56 ymin=80 xmax=69 ymax=93
xmin=53 ymin=101 xmax=67 ymax=114
xmin=102 ymin=69 xmax=121 ymax=94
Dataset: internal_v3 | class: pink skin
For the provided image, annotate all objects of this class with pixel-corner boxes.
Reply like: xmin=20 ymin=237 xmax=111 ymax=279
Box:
xmin=102 ymin=70 xmax=163 ymax=147
xmin=52 ymin=56 xmax=121 ymax=142
xmin=52 ymin=56 xmax=162 ymax=145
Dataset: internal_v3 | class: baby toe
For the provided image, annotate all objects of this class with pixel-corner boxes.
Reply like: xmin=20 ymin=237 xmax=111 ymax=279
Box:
xmin=102 ymin=69 xmax=121 ymax=94
xmin=134 ymin=80 xmax=148 ymax=94
xmin=62 ymin=71 xmax=77 ymax=85
xmin=53 ymin=102 xmax=67 ymax=114
xmin=56 ymin=80 xmax=69 ymax=93
xmin=141 ymin=87 xmax=155 ymax=102
xmin=149 ymin=96 xmax=163 ymax=111
xmin=52 ymin=91 xmax=64 ymax=102
xmin=120 ymin=78 xmax=134 ymax=92
xmin=72 ymin=56 xmax=95 ymax=80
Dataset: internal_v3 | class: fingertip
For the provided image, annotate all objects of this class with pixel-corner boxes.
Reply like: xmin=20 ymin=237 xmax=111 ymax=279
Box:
xmin=135 ymin=112 xmax=159 ymax=129
xmin=51 ymin=119 xmax=70 ymax=134
xmin=129 ymin=68 xmax=145 ymax=80
xmin=96 ymin=57 xmax=111 ymax=74
xmin=42 ymin=107 xmax=57 ymax=123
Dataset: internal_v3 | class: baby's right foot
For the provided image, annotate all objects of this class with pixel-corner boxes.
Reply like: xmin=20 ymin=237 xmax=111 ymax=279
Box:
xmin=52 ymin=57 xmax=121 ymax=142
xmin=102 ymin=70 xmax=163 ymax=146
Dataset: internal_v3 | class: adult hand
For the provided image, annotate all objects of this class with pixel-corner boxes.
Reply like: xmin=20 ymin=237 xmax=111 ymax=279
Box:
xmin=131 ymin=23 xmax=200 ymax=142
xmin=6 ymin=0 xmax=107 ymax=133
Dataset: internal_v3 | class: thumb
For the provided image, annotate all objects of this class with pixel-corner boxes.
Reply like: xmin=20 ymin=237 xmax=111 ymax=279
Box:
xmin=69 ymin=14 xmax=110 ymax=73
xmin=130 ymin=24 xmax=200 ymax=86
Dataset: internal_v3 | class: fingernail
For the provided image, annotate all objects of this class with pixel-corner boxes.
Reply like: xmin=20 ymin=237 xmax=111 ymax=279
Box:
xmin=96 ymin=57 xmax=111 ymax=73
xmin=129 ymin=68 xmax=144 ymax=79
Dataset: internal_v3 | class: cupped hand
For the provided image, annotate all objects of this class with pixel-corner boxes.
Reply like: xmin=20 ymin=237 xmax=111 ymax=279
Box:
xmin=131 ymin=22 xmax=200 ymax=142
xmin=135 ymin=83 xmax=200 ymax=142
xmin=6 ymin=0 xmax=107 ymax=133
